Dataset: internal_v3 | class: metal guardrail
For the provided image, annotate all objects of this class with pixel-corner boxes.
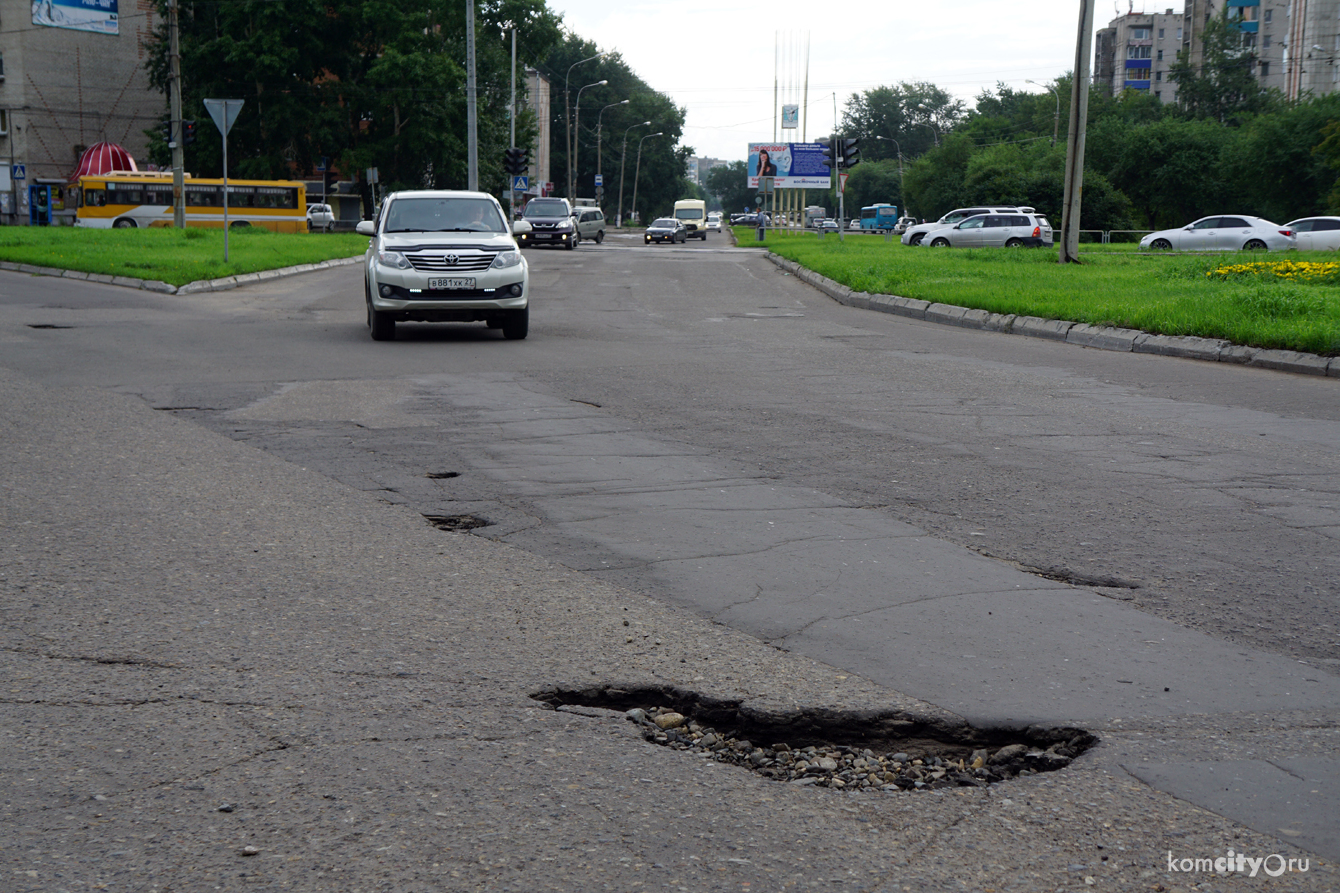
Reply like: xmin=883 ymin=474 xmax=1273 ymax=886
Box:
xmin=1077 ymin=229 xmax=1154 ymax=244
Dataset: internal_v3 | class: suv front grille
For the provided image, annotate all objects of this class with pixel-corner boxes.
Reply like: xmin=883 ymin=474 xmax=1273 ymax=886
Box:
xmin=404 ymin=250 xmax=498 ymax=273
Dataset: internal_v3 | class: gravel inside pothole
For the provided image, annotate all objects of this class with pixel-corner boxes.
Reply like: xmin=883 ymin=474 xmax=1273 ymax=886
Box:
xmin=625 ymin=705 xmax=1088 ymax=791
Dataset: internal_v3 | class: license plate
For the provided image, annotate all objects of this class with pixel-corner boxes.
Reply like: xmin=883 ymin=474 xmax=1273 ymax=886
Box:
xmin=428 ymin=277 xmax=474 ymax=289
xmin=535 ymin=233 xmax=553 ymax=239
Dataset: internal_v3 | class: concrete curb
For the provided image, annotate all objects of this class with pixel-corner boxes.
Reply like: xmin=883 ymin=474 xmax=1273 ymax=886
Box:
xmin=763 ymin=252 xmax=1338 ymax=378
xmin=0 ymin=255 xmax=362 ymax=295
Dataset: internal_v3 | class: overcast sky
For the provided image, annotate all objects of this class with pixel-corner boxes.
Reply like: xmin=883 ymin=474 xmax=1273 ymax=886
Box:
xmin=546 ymin=0 xmax=1165 ymax=161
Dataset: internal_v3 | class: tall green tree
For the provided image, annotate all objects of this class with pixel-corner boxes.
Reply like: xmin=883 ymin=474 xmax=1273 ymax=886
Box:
xmin=704 ymin=161 xmax=753 ymax=216
xmin=1168 ymin=7 xmax=1278 ymax=123
xmin=146 ymin=0 xmax=562 ymax=212
xmin=840 ymin=82 xmax=965 ymax=162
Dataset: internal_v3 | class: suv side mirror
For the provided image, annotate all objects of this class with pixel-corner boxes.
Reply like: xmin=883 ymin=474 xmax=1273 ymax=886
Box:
xmin=356 ymin=220 xmax=376 ymax=236
xmin=512 ymin=220 xmax=533 ymax=235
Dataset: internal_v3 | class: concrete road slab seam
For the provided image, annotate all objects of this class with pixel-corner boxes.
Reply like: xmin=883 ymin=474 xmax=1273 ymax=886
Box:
xmin=762 ymin=252 xmax=1338 ymax=378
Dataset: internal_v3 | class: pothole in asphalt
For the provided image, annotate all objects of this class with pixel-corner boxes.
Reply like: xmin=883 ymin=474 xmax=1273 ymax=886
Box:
xmin=533 ymin=684 xmax=1095 ymax=792
xmin=424 ymin=472 xmax=461 ymax=479
xmin=1020 ymin=563 xmax=1139 ymax=590
xmin=423 ymin=513 xmax=491 ymax=532
xmin=27 ymin=324 xmax=73 ymax=329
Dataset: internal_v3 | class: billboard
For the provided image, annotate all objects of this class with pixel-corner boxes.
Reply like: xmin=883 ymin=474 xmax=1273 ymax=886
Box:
xmin=780 ymin=105 xmax=799 ymax=130
xmin=32 ymin=0 xmax=118 ymax=34
xmin=748 ymin=143 xmax=831 ymax=190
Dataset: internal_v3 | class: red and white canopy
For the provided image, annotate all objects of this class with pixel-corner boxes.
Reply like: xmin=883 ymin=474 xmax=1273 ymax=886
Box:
xmin=70 ymin=142 xmax=138 ymax=181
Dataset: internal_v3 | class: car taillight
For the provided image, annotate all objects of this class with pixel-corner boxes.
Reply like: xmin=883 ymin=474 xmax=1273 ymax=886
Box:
xmin=1279 ymin=229 xmax=1294 ymax=237
xmin=1032 ymin=226 xmax=1040 ymax=238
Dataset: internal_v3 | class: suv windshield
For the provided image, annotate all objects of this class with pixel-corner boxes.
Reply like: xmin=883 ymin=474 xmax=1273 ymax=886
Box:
xmin=383 ymin=197 xmax=505 ymax=233
xmin=524 ymin=200 xmax=570 ymax=218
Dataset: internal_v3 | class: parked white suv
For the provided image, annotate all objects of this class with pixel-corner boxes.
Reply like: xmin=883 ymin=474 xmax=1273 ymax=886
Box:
xmin=921 ymin=212 xmax=1054 ymax=248
xmin=355 ymin=190 xmax=529 ymax=341
xmin=901 ymin=206 xmax=1033 ymax=246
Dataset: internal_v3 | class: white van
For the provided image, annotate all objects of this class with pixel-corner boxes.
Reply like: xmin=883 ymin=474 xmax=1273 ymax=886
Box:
xmin=673 ymin=199 xmax=709 ymax=241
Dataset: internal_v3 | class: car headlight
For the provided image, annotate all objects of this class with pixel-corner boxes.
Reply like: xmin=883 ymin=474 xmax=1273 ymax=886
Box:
xmin=377 ymin=250 xmax=413 ymax=270
xmin=491 ymin=249 xmax=522 ymax=270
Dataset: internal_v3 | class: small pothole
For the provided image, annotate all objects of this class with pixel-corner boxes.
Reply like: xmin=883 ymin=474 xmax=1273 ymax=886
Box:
xmin=27 ymin=324 xmax=73 ymax=330
xmin=534 ymin=685 xmax=1094 ymax=792
xmin=423 ymin=513 xmax=491 ymax=532
xmin=425 ymin=472 xmax=460 ymax=479
xmin=1020 ymin=564 xmax=1139 ymax=590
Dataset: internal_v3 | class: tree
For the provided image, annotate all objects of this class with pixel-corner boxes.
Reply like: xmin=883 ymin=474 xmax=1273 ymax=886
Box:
xmin=843 ymin=160 xmax=903 ymax=218
xmin=1168 ymin=6 xmax=1278 ymax=123
xmin=1105 ymin=118 xmax=1230 ymax=228
xmin=146 ymin=0 xmax=563 ymax=213
xmin=840 ymin=82 xmax=965 ymax=162
xmin=704 ymin=161 xmax=753 ymax=216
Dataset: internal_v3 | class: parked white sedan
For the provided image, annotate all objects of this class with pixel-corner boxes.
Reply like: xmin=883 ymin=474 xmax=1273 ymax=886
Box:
xmin=1283 ymin=216 xmax=1340 ymax=251
xmin=1139 ymin=216 xmax=1296 ymax=251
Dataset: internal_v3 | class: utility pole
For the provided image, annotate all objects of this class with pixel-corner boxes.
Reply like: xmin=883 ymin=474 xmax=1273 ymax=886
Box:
xmin=168 ymin=0 xmax=184 ymax=228
xmin=1059 ymin=0 xmax=1097 ymax=264
xmin=509 ymin=27 xmax=516 ymax=220
xmin=465 ymin=0 xmax=478 ymax=191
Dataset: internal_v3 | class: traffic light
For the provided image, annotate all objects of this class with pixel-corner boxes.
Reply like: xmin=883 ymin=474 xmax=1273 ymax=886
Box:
xmin=324 ymin=169 xmax=336 ymax=193
xmin=840 ymin=137 xmax=861 ymax=169
xmin=817 ymin=138 xmax=835 ymax=169
xmin=160 ymin=118 xmax=172 ymax=143
xmin=182 ymin=119 xmax=196 ymax=145
xmin=504 ymin=147 xmax=529 ymax=175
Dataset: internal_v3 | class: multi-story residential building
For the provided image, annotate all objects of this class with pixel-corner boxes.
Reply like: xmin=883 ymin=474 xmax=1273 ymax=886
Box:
xmin=1285 ymin=0 xmax=1340 ymax=98
xmin=523 ymin=67 xmax=552 ymax=199
xmin=0 ymin=0 xmax=163 ymax=224
xmin=691 ymin=156 xmax=728 ymax=186
xmin=1096 ymin=1 xmax=1293 ymax=105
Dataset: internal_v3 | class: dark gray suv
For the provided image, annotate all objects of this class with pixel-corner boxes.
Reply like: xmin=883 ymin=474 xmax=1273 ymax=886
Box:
xmin=517 ymin=197 xmax=578 ymax=249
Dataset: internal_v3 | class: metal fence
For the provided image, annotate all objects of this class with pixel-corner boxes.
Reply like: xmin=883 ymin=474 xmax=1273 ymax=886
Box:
xmin=1077 ymin=229 xmax=1153 ymax=244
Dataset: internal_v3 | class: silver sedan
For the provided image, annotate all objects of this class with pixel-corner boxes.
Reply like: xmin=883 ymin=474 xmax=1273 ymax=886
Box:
xmin=1139 ymin=216 xmax=1296 ymax=251
xmin=1283 ymin=216 xmax=1340 ymax=251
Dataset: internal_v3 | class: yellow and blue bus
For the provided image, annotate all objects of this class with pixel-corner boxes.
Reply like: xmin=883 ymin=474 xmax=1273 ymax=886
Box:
xmin=860 ymin=203 xmax=899 ymax=233
xmin=75 ymin=172 xmax=307 ymax=232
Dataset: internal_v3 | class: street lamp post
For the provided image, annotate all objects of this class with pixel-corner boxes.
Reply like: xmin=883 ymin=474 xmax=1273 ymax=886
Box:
xmin=630 ymin=131 xmax=663 ymax=227
xmin=564 ymin=52 xmax=606 ymax=200
xmin=571 ymin=79 xmax=608 ymax=200
xmin=913 ymin=120 xmax=939 ymax=146
xmin=1026 ymin=79 xmax=1061 ymax=147
xmin=596 ymin=99 xmax=628 ymax=212
xmin=875 ymin=134 xmax=905 ymax=218
xmin=617 ymin=120 xmax=651 ymax=227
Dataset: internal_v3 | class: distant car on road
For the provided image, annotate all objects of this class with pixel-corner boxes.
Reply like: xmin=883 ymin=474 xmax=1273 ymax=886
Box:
xmin=817 ymin=218 xmax=841 ymax=233
xmin=902 ymin=206 xmax=1031 ymax=246
xmin=894 ymin=216 xmax=917 ymax=235
xmin=923 ymin=212 xmax=1053 ymax=248
xmin=1139 ymin=216 xmax=1296 ymax=252
xmin=1283 ymin=216 xmax=1340 ymax=251
xmin=707 ymin=213 xmax=722 ymax=232
xmin=645 ymin=217 xmax=687 ymax=244
xmin=306 ymin=203 xmax=335 ymax=232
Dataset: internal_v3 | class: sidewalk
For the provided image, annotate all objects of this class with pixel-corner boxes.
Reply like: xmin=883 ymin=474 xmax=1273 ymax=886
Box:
xmin=1 ymin=364 xmax=1333 ymax=891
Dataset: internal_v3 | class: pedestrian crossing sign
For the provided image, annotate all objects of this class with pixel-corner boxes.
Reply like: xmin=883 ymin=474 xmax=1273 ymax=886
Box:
xmin=512 ymin=176 xmax=529 ymax=191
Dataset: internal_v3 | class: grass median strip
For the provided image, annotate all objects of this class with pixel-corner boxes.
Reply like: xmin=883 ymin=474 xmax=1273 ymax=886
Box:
xmin=0 ymin=226 xmax=367 ymax=287
xmin=734 ymin=228 xmax=1340 ymax=356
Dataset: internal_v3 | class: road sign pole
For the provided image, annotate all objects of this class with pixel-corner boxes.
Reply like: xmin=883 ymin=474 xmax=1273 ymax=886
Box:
xmin=204 ymin=98 xmax=244 ymax=263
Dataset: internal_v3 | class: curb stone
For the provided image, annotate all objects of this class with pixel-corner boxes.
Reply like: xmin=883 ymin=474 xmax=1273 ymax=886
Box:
xmin=764 ymin=252 xmax=1336 ymax=377
xmin=2 ymin=254 xmax=363 ymax=295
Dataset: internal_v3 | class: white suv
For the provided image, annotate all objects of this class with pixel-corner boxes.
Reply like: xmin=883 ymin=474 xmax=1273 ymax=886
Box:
xmin=356 ymin=190 xmax=529 ymax=341
xmin=901 ymin=206 xmax=1033 ymax=246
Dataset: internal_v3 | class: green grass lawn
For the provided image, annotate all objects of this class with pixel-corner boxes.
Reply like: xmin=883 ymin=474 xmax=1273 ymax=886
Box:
xmin=0 ymin=226 xmax=367 ymax=287
xmin=732 ymin=228 xmax=1340 ymax=356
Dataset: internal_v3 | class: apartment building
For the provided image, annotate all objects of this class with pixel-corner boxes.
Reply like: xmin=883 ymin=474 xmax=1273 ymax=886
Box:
xmin=1097 ymin=0 xmax=1292 ymax=104
xmin=0 ymin=0 xmax=162 ymax=223
xmin=1285 ymin=0 xmax=1340 ymax=98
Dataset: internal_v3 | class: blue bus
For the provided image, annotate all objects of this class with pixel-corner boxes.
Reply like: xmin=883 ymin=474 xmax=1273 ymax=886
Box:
xmin=860 ymin=203 xmax=899 ymax=232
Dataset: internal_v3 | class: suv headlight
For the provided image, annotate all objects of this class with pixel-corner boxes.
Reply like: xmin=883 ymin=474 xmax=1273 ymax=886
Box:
xmin=377 ymin=250 xmax=413 ymax=270
xmin=491 ymin=249 xmax=522 ymax=270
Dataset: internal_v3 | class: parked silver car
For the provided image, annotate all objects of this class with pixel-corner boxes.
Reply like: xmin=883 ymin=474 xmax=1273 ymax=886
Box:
xmin=1139 ymin=216 xmax=1296 ymax=252
xmin=355 ymin=190 xmax=529 ymax=341
xmin=901 ymin=206 xmax=1033 ymax=246
xmin=1283 ymin=216 xmax=1340 ymax=251
xmin=922 ymin=212 xmax=1053 ymax=248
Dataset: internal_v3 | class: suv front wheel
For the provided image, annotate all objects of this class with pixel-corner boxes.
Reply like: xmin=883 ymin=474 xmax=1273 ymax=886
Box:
xmin=502 ymin=307 xmax=529 ymax=340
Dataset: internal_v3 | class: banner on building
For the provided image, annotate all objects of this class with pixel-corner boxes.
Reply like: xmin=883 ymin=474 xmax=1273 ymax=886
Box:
xmin=748 ymin=142 xmax=832 ymax=189
xmin=780 ymin=105 xmax=799 ymax=130
xmin=32 ymin=0 xmax=119 ymax=35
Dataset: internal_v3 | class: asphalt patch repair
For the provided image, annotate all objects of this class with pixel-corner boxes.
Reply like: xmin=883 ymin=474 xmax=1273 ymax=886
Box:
xmin=534 ymin=684 xmax=1095 ymax=792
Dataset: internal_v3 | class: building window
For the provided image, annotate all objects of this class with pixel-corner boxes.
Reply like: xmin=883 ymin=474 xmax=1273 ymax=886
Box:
xmin=1155 ymin=90 xmax=1162 ymax=99
xmin=1177 ymin=27 xmax=1183 ymax=39
xmin=1260 ymin=61 xmax=1270 ymax=76
xmin=1158 ymin=28 xmax=1165 ymax=38
xmin=1157 ymin=49 xmax=1164 ymax=60
xmin=1131 ymin=27 xmax=1152 ymax=39
xmin=1264 ymin=9 xmax=1271 ymax=23
xmin=1263 ymin=34 xmax=1271 ymax=49
xmin=1127 ymin=66 xmax=1152 ymax=80
xmin=0 ymin=109 xmax=8 ymax=136
xmin=1156 ymin=70 xmax=1163 ymax=80
xmin=1128 ymin=44 xmax=1152 ymax=59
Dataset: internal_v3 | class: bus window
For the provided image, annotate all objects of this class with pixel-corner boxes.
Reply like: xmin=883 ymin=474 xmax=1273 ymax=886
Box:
xmin=83 ymin=188 xmax=105 ymax=208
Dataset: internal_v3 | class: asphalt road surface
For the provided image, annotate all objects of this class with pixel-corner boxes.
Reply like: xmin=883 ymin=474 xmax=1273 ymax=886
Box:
xmin=3 ymin=227 xmax=1339 ymax=884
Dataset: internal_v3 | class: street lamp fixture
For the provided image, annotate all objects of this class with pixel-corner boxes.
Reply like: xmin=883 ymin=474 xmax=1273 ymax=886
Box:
xmin=571 ymin=79 xmax=608 ymax=200
xmin=595 ymin=99 xmax=629 ymax=209
xmin=1026 ymin=79 xmax=1061 ymax=147
xmin=564 ymin=52 xmax=607 ymax=200
xmin=617 ymin=120 xmax=651 ymax=226
xmin=630 ymin=131 xmax=663 ymax=227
